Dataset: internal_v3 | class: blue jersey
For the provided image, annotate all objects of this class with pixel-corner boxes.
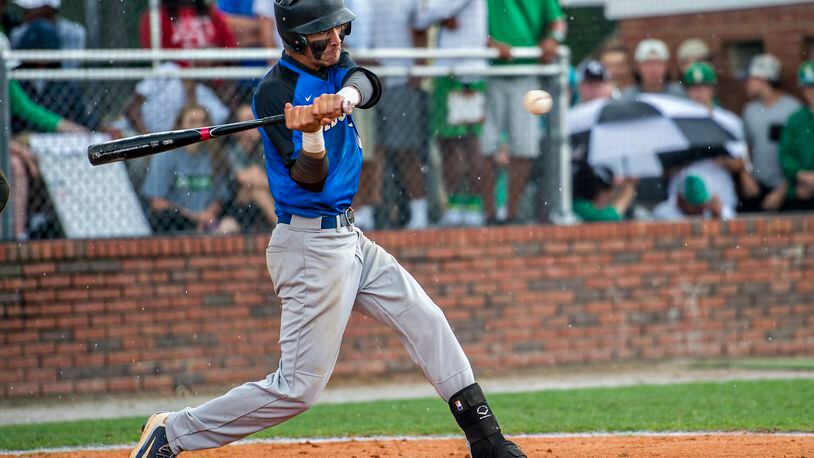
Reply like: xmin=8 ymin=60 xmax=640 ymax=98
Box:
xmin=252 ymin=51 xmax=374 ymax=218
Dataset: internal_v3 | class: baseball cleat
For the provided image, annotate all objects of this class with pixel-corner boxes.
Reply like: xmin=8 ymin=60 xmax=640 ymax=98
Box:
xmin=130 ymin=412 xmax=176 ymax=458
xmin=469 ymin=435 xmax=527 ymax=458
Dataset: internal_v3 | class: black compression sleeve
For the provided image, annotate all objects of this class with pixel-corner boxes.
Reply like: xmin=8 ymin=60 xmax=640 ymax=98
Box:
xmin=342 ymin=67 xmax=382 ymax=109
xmin=289 ymin=153 xmax=329 ymax=192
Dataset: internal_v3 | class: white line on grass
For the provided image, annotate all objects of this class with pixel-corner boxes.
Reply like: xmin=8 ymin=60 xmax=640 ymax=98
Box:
xmin=4 ymin=432 xmax=814 ymax=455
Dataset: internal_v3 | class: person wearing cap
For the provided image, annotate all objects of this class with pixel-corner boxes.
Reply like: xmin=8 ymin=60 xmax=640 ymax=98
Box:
xmin=653 ymin=174 xmax=733 ymax=220
xmin=9 ymin=0 xmax=85 ymax=69
xmin=742 ymin=54 xmax=802 ymax=212
xmin=623 ymin=38 xmax=684 ymax=99
xmin=778 ymin=60 xmax=814 ymax=211
xmin=577 ymin=59 xmax=613 ymax=103
xmin=682 ymin=62 xmax=758 ymax=215
xmin=572 ymin=161 xmax=636 ymax=222
xmin=677 ymin=38 xmax=711 ymax=75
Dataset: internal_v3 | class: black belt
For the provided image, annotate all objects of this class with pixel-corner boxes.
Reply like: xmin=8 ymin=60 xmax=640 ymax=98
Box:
xmin=278 ymin=208 xmax=355 ymax=229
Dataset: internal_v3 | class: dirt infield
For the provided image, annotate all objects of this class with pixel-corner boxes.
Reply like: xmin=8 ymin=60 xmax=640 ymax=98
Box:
xmin=14 ymin=434 xmax=814 ymax=457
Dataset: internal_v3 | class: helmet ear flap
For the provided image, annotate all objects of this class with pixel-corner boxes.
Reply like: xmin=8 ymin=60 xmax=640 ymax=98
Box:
xmin=283 ymin=33 xmax=308 ymax=53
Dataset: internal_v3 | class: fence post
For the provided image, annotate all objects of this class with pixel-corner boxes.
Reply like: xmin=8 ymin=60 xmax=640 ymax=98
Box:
xmin=547 ymin=51 xmax=576 ymax=225
xmin=150 ymin=0 xmax=162 ymax=69
xmin=0 ymin=48 xmax=12 ymax=239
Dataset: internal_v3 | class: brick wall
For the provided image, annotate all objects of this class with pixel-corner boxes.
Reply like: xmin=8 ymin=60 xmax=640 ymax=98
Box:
xmin=617 ymin=3 xmax=814 ymax=113
xmin=2 ymin=216 xmax=814 ymax=398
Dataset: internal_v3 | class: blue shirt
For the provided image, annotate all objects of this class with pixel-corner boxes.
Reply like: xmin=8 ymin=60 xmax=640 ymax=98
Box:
xmin=216 ymin=0 xmax=254 ymax=16
xmin=252 ymin=51 xmax=370 ymax=218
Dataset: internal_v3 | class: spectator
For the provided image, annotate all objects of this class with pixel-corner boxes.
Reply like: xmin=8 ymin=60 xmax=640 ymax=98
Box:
xmin=12 ymin=20 xmax=99 ymax=131
xmin=741 ymin=54 xmax=801 ymax=212
xmin=216 ymin=0 xmax=278 ymax=50
xmin=1 ymin=31 xmax=84 ymax=134
xmin=125 ymin=61 xmax=229 ymax=135
xmin=577 ymin=60 xmax=613 ymax=103
xmin=342 ymin=0 xmax=373 ymax=53
xmin=572 ymin=162 xmax=636 ymax=222
xmin=624 ymin=39 xmax=684 ymax=99
xmin=682 ymin=62 xmax=758 ymax=207
xmin=5 ymin=139 xmax=38 ymax=240
xmin=676 ymin=38 xmax=711 ymax=75
xmin=1 ymin=0 xmax=21 ymax=35
xmin=482 ymin=0 xmax=567 ymax=224
xmin=344 ymin=0 xmax=379 ymax=230
xmin=599 ymin=43 xmax=635 ymax=97
xmin=416 ymin=0 xmax=488 ymax=227
xmin=778 ymin=60 xmax=814 ymax=211
xmin=1 ymin=31 xmax=85 ymax=241
xmin=222 ymin=104 xmax=277 ymax=231
xmin=653 ymin=175 xmax=734 ymax=220
xmin=10 ymin=0 xmax=85 ymax=69
xmin=142 ymin=104 xmax=236 ymax=234
xmin=371 ymin=0 xmax=431 ymax=229
xmin=139 ymin=0 xmax=237 ymax=51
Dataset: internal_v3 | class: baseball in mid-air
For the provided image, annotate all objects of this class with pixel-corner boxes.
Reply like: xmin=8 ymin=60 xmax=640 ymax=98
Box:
xmin=523 ymin=89 xmax=553 ymax=115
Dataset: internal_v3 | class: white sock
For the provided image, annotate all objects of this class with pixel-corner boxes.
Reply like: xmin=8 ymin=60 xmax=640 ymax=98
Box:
xmin=407 ymin=198 xmax=428 ymax=229
xmin=353 ymin=205 xmax=375 ymax=231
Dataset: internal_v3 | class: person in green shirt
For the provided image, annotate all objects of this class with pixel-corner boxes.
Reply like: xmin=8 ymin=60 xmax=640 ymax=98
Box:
xmin=778 ymin=60 xmax=814 ymax=211
xmin=572 ymin=161 xmax=636 ymax=222
xmin=480 ymin=0 xmax=567 ymax=224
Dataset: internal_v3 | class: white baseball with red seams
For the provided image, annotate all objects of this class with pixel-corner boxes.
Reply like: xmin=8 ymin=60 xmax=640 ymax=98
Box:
xmin=523 ymin=90 xmax=553 ymax=115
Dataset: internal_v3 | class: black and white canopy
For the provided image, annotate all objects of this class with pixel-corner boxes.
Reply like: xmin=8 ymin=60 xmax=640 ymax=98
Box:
xmin=568 ymin=93 xmax=746 ymax=177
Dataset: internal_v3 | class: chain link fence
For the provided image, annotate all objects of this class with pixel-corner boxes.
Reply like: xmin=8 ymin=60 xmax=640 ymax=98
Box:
xmin=0 ymin=47 xmax=569 ymax=241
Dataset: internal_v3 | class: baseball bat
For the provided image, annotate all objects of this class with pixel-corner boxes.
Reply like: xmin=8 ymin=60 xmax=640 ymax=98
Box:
xmin=87 ymin=114 xmax=286 ymax=166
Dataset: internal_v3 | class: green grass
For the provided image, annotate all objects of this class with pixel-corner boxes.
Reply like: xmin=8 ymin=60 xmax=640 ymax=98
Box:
xmin=690 ymin=357 xmax=814 ymax=372
xmin=1 ymin=379 xmax=813 ymax=451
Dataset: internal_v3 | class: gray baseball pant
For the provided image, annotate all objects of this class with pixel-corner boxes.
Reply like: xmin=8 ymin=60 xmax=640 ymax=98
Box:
xmin=166 ymin=216 xmax=475 ymax=453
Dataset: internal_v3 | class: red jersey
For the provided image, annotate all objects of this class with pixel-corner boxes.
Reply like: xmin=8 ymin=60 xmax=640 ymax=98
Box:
xmin=140 ymin=6 xmax=237 ymax=50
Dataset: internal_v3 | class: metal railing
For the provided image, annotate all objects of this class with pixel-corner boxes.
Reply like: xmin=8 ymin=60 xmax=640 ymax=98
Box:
xmin=0 ymin=46 xmax=571 ymax=240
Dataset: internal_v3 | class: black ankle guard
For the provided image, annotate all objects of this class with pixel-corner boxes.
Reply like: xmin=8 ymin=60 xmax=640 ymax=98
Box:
xmin=448 ymin=383 xmax=501 ymax=443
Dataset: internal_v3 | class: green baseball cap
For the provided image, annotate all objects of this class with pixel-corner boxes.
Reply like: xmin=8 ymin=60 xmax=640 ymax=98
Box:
xmin=799 ymin=60 xmax=814 ymax=87
xmin=683 ymin=62 xmax=717 ymax=86
xmin=681 ymin=175 xmax=709 ymax=206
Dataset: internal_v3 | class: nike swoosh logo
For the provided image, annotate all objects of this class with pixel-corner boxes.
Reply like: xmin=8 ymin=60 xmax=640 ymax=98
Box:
xmin=305 ymin=95 xmax=312 ymax=102
xmin=141 ymin=437 xmax=156 ymax=458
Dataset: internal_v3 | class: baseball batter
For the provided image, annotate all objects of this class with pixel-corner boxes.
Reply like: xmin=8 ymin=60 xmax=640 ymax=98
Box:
xmin=132 ymin=1 xmax=525 ymax=457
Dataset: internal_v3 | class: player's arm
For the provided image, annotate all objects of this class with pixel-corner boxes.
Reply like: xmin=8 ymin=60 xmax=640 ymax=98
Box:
xmin=335 ymin=51 xmax=382 ymax=109
xmin=283 ymin=95 xmax=346 ymax=190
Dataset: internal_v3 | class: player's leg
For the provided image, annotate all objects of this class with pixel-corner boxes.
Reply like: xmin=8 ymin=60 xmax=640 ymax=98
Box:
xmin=507 ymin=75 xmax=543 ymax=222
xmin=353 ymin=232 xmax=526 ymax=457
xmin=135 ymin=225 xmax=363 ymax=456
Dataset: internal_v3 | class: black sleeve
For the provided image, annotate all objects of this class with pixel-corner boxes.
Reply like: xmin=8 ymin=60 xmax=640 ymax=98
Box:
xmin=253 ymin=67 xmax=329 ymax=192
xmin=336 ymin=50 xmax=383 ymax=109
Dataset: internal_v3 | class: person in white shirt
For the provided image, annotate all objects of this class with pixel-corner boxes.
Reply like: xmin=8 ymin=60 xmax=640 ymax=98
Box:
xmin=741 ymin=54 xmax=802 ymax=212
xmin=370 ymin=0 xmax=431 ymax=229
xmin=623 ymin=39 xmax=685 ymax=99
xmin=653 ymin=174 xmax=733 ymax=221
xmin=676 ymin=62 xmax=757 ymax=214
xmin=416 ymin=0 xmax=488 ymax=226
xmin=125 ymin=62 xmax=230 ymax=135
xmin=10 ymin=0 xmax=85 ymax=69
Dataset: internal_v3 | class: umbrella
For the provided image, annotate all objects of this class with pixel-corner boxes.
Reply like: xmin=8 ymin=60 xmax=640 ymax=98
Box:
xmin=568 ymin=93 xmax=745 ymax=177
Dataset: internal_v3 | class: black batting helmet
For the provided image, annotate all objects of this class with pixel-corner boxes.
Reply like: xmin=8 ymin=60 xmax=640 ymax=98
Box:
xmin=275 ymin=0 xmax=356 ymax=53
